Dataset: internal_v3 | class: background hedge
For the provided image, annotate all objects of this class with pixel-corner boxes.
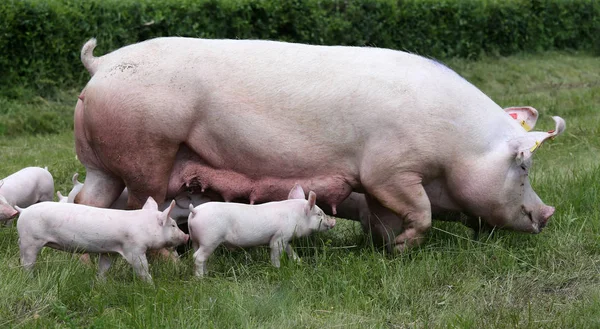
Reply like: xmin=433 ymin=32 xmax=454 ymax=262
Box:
xmin=1 ymin=0 xmax=598 ymax=95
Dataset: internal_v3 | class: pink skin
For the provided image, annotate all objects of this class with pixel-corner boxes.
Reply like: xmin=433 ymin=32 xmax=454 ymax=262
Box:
xmin=188 ymin=184 xmax=336 ymax=276
xmin=0 ymin=167 xmax=54 ymax=222
xmin=16 ymin=197 xmax=189 ymax=283
xmin=74 ymin=38 xmax=564 ymax=251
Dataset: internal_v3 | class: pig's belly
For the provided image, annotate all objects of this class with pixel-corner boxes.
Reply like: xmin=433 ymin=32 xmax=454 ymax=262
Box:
xmin=167 ymin=145 xmax=356 ymax=212
xmin=44 ymin=239 xmax=120 ymax=254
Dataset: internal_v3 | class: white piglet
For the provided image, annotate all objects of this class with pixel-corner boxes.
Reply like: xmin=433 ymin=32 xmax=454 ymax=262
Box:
xmin=0 ymin=167 xmax=54 ymax=223
xmin=187 ymin=184 xmax=336 ymax=277
xmin=16 ymin=197 xmax=189 ymax=283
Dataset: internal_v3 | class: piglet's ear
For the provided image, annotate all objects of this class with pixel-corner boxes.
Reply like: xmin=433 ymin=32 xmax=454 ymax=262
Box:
xmin=188 ymin=203 xmax=198 ymax=215
xmin=512 ymin=116 xmax=566 ymax=165
xmin=505 ymin=106 xmax=538 ymax=131
xmin=305 ymin=191 xmax=317 ymax=215
xmin=143 ymin=196 xmax=159 ymax=211
xmin=288 ymin=183 xmax=306 ymax=200
xmin=72 ymin=173 xmax=82 ymax=186
xmin=158 ymin=200 xmax=176 ymax=226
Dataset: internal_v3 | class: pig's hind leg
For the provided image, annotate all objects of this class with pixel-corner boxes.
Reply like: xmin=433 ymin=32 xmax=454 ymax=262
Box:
xmin=19 ymin=240 xmax=43 ymax=271
xmin=193 ymin=244 xmax=218 ymax=277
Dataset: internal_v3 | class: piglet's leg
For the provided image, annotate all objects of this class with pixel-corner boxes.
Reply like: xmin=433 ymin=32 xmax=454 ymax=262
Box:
xmin=97 ymin=253 xmax=114 ymax=280
xmin=123 ymin=251 xmax=152 ymax=283
xmin=193 ymin=245 xmax=217 ymax=278
xmin=269 ymin=239 xmax=285 ymax=268
xmin=285 ymin=244 xmax=300 ymax=263
xmin=19 ymin=243 xmax=42 ymax=272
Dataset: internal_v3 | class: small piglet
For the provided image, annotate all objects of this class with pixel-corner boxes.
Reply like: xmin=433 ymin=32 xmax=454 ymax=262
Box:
xmin=16 ymin=197 xmax=189 ymax=282
xmin=0 ymin=167 xmax=54 ymax=222
xmin=187 ymin=184 xmax=336 ymax=277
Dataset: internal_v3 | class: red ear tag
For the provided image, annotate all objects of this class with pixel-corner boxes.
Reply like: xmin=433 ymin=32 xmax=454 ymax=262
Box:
xmin=548 ymin=130 xmax=555 ymax=134
xmin=509 ymin=113 xmax=518 ymax=119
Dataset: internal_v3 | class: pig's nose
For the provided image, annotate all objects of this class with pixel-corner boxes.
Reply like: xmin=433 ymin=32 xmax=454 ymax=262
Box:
xmin=330 ymin=218 xmax=336 ymax=228
xmin=184 ymin=234 xmax=190 ymax=243
xmin=539 ymin=206 xmax=555 ymax=228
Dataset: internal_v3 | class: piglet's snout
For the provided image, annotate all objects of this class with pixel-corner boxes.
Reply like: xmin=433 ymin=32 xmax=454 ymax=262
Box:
xmin=183 ymin=234 xmax=190 ymax=243
xmin=539 ymin=206 xmax=555 ymax=229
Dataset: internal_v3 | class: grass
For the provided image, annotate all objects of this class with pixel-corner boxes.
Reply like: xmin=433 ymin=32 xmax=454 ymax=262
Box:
xmin=1 ymin=51 xmax=599 ymax=328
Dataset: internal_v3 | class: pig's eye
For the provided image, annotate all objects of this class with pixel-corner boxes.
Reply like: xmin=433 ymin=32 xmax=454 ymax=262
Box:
xmin=171 ymin=224 xmax=176 ymax=228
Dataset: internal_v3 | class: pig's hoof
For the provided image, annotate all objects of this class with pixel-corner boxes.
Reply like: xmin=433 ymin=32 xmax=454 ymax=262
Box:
xmin=148 ymin=248 xmax=179 ymax=262
xmin=79 ymin=253 xmax=93 ymax=266
xmin=393 ymin=243 xmax=408 ymax=253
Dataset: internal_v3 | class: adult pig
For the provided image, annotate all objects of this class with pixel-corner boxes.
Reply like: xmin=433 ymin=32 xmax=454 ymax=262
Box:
xmin=0 ymin=167 xmax=54 ymax=222
xmin=330 ymin=107 xmax=546 ymax=242
xmin=16 ymin=197 xmax=189 ymax=282
xmin=74 ymin=37 xmax=565 ymax=251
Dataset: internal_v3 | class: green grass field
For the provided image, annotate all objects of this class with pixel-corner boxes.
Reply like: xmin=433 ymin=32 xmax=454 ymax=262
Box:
xmin=0 ymin=51 xmax=599 ymax=328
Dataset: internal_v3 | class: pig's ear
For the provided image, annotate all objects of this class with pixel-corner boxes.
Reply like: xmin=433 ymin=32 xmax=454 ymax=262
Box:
xmin=72 ymin=173 xmax=81 ymax=185
xmin=512 ymin=116 xmax=566 ymax=165
xmin=159 ymin=200 xmax=176 ymax=225
xmin=504 ymin=106 xmax=538 ymax=131
xmin=188 ymin=203 xmax=198 ymax=215
xmin=305 ymin=191 xmax=317 ymax=214
xmin=288 ymin=183 xmax=306 ymax=200
xmin=143 ymin=196 xmax=159 ymax=211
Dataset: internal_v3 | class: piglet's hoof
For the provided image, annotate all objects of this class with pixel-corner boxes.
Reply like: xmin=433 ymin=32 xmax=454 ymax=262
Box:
xmin=148 ymin=248 xmax=179 ymax=262
xmin=79 ymin=253 xmax=93 ymax=266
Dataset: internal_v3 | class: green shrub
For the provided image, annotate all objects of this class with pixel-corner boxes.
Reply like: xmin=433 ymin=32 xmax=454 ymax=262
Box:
xmin=0 ymin=0 xmax=598 ymax=96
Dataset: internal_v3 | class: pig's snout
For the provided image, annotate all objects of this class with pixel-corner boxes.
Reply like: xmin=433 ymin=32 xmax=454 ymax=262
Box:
xmin=539 ymin=205 xmax=555 ymax=229
xmin=183 ymin=234 xmax=190 ymax=243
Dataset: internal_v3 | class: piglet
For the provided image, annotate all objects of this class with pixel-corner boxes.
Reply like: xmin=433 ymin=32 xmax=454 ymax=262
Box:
xmin=16 ymin=197 xmax=189 ymax=283
xmin=0 ymin=167 xmax=54 ymax=223
xmin=187 ymin=184 xmax=336 ymax=277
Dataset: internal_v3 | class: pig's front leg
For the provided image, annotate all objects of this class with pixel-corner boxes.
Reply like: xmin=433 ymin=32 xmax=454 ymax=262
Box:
xmin=364 ymin=172 xmax=432 ymax=252
xmin=269 ymin=239 xmax=286 ymax=268
xmin=285 ymin=244 xmax=300 ymax=263
xmin=123 ymin=251 xmax=152 ymax=283
xmin=97 ymin=253 xmax=114 ymax=280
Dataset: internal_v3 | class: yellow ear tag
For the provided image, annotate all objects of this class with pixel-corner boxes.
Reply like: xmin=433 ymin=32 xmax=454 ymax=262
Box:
xmin=520 ymin=120 xmax=532 ymax=131
xmin=530 ymin=140 xmax=540 ymax=152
